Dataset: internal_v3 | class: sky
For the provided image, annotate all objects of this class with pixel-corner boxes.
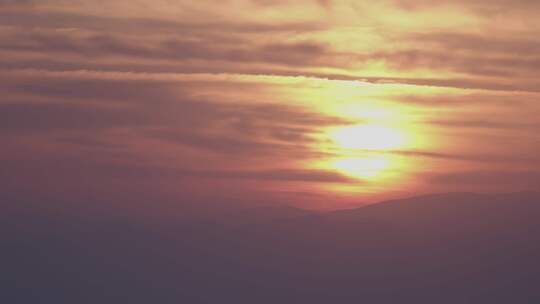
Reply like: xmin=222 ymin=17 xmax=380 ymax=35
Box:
xmin=1 ymin=0 xmax=540 ymax=210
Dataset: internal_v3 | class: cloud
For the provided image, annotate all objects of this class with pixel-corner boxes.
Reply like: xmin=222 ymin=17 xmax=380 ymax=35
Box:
xmin=0 ymin=28 xmax=332 ymax=68
xmin=0 ymin=70 xmax=348 ymax=189
xmin=4 ymin=5 xmax=540 ymax=93
xmin=0 ymin=102 xmax=148 ymax=132
xmin=358 ymin=48 xmax=540 ymax=78
xmin=143 ymin=101 xmax=346 ymax=157
xmin=411 ymin=32 xmax=540 ymax=55
xmin=99 ymin=164 xmax=357 ymax=184
xmin=2 ymin=0 xmax=540 ymax=207
xmin=393 ymin=0 xmax=540 ymax=13
xmin=368 ymin=149 xmax=540 ymax=164
xmin=2 ymin=0 xmax=540 ymax=95
xmin=426 ymin=119 xmax=540 ymax=130
xmin=0 ymin=10 xmax=324 ymax=34
xmin=428 ymin=170 xmax=540 ymax=188
xmin=0 ymin=0 xmax=33 ymax=6
xmin=251 ymin=0 xmax=332 ymax=9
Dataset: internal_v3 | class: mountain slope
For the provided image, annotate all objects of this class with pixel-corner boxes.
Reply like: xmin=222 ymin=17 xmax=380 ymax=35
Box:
xmin=3 ymin=192 xmax=540 ymax=303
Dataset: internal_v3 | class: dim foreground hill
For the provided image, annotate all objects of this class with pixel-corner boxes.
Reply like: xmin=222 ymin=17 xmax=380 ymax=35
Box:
xmin=3 ymin=192 xmax=540 ymax=303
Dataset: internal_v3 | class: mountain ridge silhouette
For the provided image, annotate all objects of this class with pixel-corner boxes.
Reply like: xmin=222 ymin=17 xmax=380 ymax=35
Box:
xmin=3 ymin=191 xmax=540 ymax=303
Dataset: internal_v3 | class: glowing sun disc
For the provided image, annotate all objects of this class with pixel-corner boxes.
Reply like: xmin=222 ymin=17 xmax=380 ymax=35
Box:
xmin=331 ymin=124 xmax=404 ymax=151
xmin=332 ymin=156 xmax=390 ymax=179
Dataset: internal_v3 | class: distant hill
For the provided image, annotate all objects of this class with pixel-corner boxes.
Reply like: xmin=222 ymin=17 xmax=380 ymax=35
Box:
xmin=4 ymin=192 xmax=540 ymax=303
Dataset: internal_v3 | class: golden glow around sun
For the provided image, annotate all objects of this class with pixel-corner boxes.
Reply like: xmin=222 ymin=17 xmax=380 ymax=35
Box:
xmin=316 ymin=122 xmax=409 ymax=180
xmin=304 ymin=82 xmax=435 ymax=189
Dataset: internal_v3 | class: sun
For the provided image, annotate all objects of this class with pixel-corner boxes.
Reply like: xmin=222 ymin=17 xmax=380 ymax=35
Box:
xmin=331 ymin=156 xmax=390 ymax=179
xmin=330 ymin=124 xmax=405 ymax=151
xmin=324 ymin=123 xmax=407 ymax=180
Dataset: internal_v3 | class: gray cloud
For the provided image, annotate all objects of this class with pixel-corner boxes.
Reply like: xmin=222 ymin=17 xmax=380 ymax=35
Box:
xmin=4 ymin=8 xmax=540 ymax=93
xmin=393 ymin=0 xmax=540 ymax=13
xmin=0 ymin=0 xmax=33 ymax=6
xmin=2 ymin=0 xmax=540 ymax=95
xmin=391 ymin=149 xmax=540 ymax=164
xmin=426 ymin=119 xmax=540 ymax=130
xmin=0 ymin=10 xmax=324 ymax=34
xmin=411 ymin=32 xmax=540 ymax=55
xmin=0 ymin=102 xmax=149 ymax=132
xmin=360 ymin=48 xmax=540 ymax=78
xmin=0 ymin=29 xmax=331 ymax=67
xmin=0 ymin=71 xmax=346 ymax=164
xmin=101 ymin=164 xmax=357 ymax=184
xmin=180 ymin=168 xmax=356 ymax=183
xmin=429 ymin=170 xmax=540 ymax=188
xmin=252 ymin=0 xmax=332 ymax=9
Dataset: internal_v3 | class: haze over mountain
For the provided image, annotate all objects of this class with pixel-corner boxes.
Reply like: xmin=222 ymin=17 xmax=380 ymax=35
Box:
xmin=4 ymin=192 xmax=540 ymax=303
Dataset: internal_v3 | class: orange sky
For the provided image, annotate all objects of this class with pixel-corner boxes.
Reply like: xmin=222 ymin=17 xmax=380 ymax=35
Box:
xmin=1 ymin=0 xmax=540 ymax=209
